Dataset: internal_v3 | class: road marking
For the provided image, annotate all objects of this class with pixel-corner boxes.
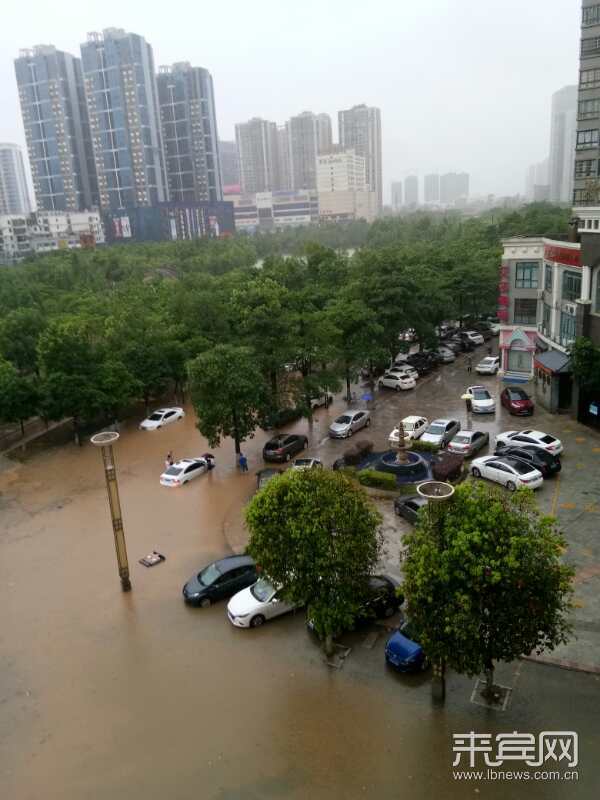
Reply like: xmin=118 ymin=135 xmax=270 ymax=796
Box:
xmin=575 ymin=437 xmax=586 ymax=443
xmin=576 ymin=463 xmax=585 ymax=469
xmin=592 ymin=447 xmax=600 ymax=454
xmin=559 ymin=502 xmax=576 ymax=510
xmin=550 ymin=473 xmax=561 ymax=517
xmin=584 ymin=503 xmax=600 ymax=513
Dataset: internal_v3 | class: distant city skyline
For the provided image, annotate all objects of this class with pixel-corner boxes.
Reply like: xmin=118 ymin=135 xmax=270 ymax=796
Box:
xmin=0 ymin=1 xmax=579 ymax=205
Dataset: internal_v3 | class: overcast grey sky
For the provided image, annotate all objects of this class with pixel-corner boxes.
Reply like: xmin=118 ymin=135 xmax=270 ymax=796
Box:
xmin=0 ymin=0 xmax=580 ymax=202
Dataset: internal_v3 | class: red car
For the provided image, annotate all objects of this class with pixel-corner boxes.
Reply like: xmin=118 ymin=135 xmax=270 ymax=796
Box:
xmin=500 ymin=386 xmax=534 ymax=416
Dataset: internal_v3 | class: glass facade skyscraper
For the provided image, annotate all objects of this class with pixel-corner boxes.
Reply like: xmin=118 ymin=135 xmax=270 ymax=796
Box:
xmin=14 ymin=45 xmax=97 ymax=211
xmin=80 ymin=28 xmax=167 ymax=210
xmin=157 ymin=62 xmax=222 ymax=203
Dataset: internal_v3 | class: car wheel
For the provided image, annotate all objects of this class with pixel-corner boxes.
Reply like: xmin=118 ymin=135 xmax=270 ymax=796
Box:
xmin=506 ymin=481 xmax=516 ymax=491
xmin=285 ymin=453 xmax=291 ymax=462
xmin=199 ymin=597 xmax=211 ymax=608
xmin=250 ymin=614 xmax=265 ymax=628
xmin=395 ymin=385 xmax=401 ymax=392
xmin=366 ymin=418 xmax=371 ymax=427
xmin=303 ymin=437 xmax=308 ymax=448
xmin=471 ymin=467 xmax=481 ymax=478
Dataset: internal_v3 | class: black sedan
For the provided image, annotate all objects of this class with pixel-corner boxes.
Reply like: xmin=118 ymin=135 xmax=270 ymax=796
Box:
xmin=182 ymin=555 xmax=258 ymax=607
xmin=307 ymin=575 xmax=403 ymax=634
xmin=263 ymin=433 xmax=309 ymax=462
xmin=394 ymin=495 xmax=428 ymax=524
xmin=493 ymin=444 xmax=561 ymax=477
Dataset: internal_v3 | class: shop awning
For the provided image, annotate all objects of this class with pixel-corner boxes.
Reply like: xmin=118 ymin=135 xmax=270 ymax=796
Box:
xmin=534 ymin=351 xmax=571 ymax=375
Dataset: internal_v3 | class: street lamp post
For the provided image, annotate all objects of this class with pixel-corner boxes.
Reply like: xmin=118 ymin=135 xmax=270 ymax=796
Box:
xmin=416 ymin=480 xmax=455 ymax=703
xmin=91 ymin=431 xmax=131 ymax=592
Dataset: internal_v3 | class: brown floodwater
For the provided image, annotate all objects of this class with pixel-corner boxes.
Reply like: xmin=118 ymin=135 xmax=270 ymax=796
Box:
xmin=1 ymin=398 xmax=599 ymax=799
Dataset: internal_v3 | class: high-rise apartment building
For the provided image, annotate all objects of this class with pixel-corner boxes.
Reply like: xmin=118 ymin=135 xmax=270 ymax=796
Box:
xmin=14 ymin=45 xmax=97 ymax=211
xmin=424 ymin=173 xmax=440 ymax=204
xmin=276 ymin=125 xmax=291 ymax=191
xmin=316 ymin=150 xmax=366 ymax=192
xmin=80 ymin=28 xmax=167 ymax=210
xmin=157 ymin=62 xmax=222 ymax=203
xmin=235 ymin=117 xmax=278 ymax=194
xmin=525 ymin=158 xmax=550 ymax=200
xmin=0 ymin=143 xmax=32 ymax=215
xmin=573 ymin=3 xmax=600 ymax=209
xmin=404 ymin=175 xmax=418 ymax=206
xmin=288 ymin=111 xmax=319 ymax=191
xmin=219 ymin=140 xmax=240 ymax=188
xmin=440 ymin=172 xmax=470 ymax=204
xmin=549 ymin=85 xmax=577 ymax=203
xmin=315 ymin=113 xmax=333 ymax=154
xmin=338 ymin=104 xmax=382 ymax=211
xmin=391 ymin=181 xmax=402 ymax=211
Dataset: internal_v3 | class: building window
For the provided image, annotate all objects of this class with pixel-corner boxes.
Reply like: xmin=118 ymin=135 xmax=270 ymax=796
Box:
xmin=582 ymin=36 xmax=600 ymax=57
xmin=513 ymin=298 xmax=538 ymax=325
xmin=576 ymin=129 xmax=600 ymax=149
xmin=575 ymin=158 xmax=598 ymax=178
xmin=579 ymin=98 xmax=600 ymax=120
xmin=515 ymin=261 xmax=538 ymax=289
xmin=544 ymin=263 xmax=553 ymax=292
xmin=583 ymin=4 xmax=600 ymax=26
xmin=559 ymin=312 xmax=576 ymax=347
xmin=580 ymin=67 xmax=600 ymax=88
xmin=542 ymin=302 xmax=552 ymax=335
xmin=573 ymin=188 xmax=598 ymax=204
xmin=595 ymin=271 xmax=600 ymax=312
xmin=562 ymin=270 xmax=582 ymax=302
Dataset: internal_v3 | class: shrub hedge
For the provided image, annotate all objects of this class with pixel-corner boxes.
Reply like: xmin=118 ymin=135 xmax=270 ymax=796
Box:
xmin=357 ymin=469 xmax=397 ymax=490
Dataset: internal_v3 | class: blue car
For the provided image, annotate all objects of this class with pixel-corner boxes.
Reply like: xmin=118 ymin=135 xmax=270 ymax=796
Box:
xmin=385 ymin=622 xmax=428 ymax=672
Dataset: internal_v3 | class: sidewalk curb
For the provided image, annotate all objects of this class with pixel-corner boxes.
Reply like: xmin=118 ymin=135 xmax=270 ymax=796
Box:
xmin=522 ymin=653 xmax=600 ymax=675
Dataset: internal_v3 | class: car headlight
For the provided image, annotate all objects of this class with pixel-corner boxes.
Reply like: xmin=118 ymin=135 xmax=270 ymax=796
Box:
xmin=234 ymin=612 xmax=251 ymax=619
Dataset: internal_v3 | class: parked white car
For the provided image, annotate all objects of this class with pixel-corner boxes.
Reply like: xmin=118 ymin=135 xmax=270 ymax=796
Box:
xmin=476 ymin=356 xmax=500 ymax=375
xmin=329 ymin=410 xmax=371 ymax=438
xmin=470 ymin=455 xmax=544 ymax=491
xmin=139 ymin=407 xmax=185 ymax=430
xmin=467 ymin=385 xmax=496 ymax=414
xmin=310 ymin=393 xmax=333 ymax=410
xmin=379 ymin=372 xmax=416 ymax=391
xmin=464 ymin=330 xmax=485 ymax=346
xmin=227 ymin=577 xmax=300 ymax=628
xmin=388 ymin=415 xmax=428 ymax=445
xmin=160 ymin=457 xmax=209 ymax=487
xmin=388 ymin=365 xmax=419 ymax=381
xmin=495 ymin=429 xmax=563 ymax=455
xmin=292 ymin=458 xmax=323 ymax=470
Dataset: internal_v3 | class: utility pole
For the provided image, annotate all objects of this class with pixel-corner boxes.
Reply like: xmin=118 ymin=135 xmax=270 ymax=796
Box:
xmin=91 ymin=431 xmax=131 ymax=592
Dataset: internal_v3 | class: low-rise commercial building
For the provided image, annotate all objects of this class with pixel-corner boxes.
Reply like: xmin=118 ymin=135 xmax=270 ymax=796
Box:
xmin=230 ymin=191 xmax=318 ymax=231
xmin=0 ymin=210 xmax=104 ymax=264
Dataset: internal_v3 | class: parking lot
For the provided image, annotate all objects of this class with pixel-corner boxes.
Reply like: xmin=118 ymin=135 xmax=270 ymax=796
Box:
xmin=1 ymin=340 xmax=600 ymax=799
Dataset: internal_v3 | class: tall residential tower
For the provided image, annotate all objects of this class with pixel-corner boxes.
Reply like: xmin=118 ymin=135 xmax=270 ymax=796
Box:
xmin=549 ymin=85 xmax=577 ymax=203
xmin=235 ymin=117 xmax=279 ymax=194
xmin=0 ymin=143 xmax=32 ymax=214
xmin=338 ymin=104 xmax=382 ymax=211
xmin=14 ymin=45 xmax=97 ymax=211
xmin=80 ymin=28 xmax=167 ymax=210
xmin=157 ymin=62 xmax=222 ymax=203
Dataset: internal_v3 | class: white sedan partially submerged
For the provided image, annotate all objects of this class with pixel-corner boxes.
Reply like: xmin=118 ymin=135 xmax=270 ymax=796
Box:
xmin=227 ymin=577 xmax=300 ymax=628
xmin=160 ymin=457 xmax=210 ymax=487
xmin=139 ymin=407 xmax=185 ymax=430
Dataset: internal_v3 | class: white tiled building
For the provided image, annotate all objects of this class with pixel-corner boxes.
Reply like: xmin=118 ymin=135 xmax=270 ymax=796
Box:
xmin=0 ymin=210 xmax=104 ymax=265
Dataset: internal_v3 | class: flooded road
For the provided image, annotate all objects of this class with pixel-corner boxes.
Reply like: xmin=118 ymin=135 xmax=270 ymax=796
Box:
xmin=2 ymin=356 xmax=600 ymax=799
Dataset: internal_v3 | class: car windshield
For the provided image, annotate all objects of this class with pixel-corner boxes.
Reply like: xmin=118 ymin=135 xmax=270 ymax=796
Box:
xmin=509 ymin=390 xmax=528 ymax=400
xmin=164 ymin=466 xmax=181 ymax=476
xmin=427 ymin=424 xmax=445 ymax=435
xmin=540 ymin=435 xmax=556 ymax=444
xmin=335 ymin=415 xmax=351 ymax=424
xmin=149 ymin=412 xmax=163 ymax=421
xmin=295 ymin=459 xmax=311 ymax=466
xmin=481 ymin=358 xmax=495 ymax=365
xmin=452 ymin=434 xmax=471 ymax=443
xmin=198 ymin=562 xmax=222 ymax=586
xmin=510 ymin=460 xmax=534 ymax=474
xmin=472 ymin=388 xmax=490 ymax=400
xmin=250 ymin=577 xmax=275 ymax=602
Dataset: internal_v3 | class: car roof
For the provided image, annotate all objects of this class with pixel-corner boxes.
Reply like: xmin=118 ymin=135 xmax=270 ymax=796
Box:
xmin=456 ymin=430 xmax=481 ymax=439
xmin=430 ymin=418 xmax=453 ymax=424
xmin=172 ymin=458 xmax=204 ymax=467
xmin=403 ymin=415 xmax=425 ymax=423
xmin=215 ymin=555 xmax=255 ymax=571
xmin=468 ymin=384 xmax=486 ymax=391
xmin=400 ymin=495 xmax=428 ymax=506
xmin=387 ymin=630 xmax=421 ymax=655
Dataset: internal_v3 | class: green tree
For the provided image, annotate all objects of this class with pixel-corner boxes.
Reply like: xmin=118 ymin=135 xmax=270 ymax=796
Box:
xmin=0 ymin=358 xmax=39 ymax=436
xmin=403 ymin=481 xmax=574 ymax=700
xmin=570 ymin=337 xmax=600 ymax=388
xmin=188 ymin=344 xmax=269 ymax=458
xmin=0 ymin=308 xmax=46 ymax=374
xmin=245 ymin=469 xmax=383 ymax=655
